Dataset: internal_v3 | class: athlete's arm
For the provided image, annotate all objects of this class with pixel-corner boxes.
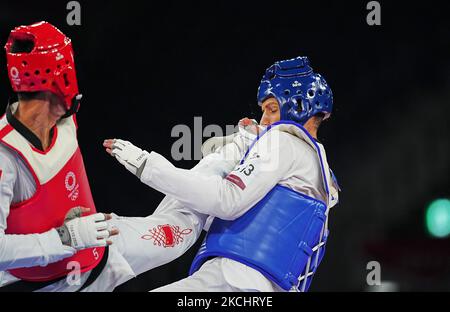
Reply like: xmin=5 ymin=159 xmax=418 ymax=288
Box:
xmin=108 ymin=131 xmax=298 ymax=220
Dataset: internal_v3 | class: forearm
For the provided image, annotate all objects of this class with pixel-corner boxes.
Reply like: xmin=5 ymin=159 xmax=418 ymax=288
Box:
xmin=0 ymin=229 xmax=75 ymax=271
xmin=140 ymin=152 xmax=246 ymax=220
xmin=108 ymin=130 xmax=283 ymax=220
xmin=140 ymin=132 xmax=293 ymax=220
xmin=148 ymin=135 xmax=245 ymax=215
xmin=150 ymin=144 xmax=244 ymax=227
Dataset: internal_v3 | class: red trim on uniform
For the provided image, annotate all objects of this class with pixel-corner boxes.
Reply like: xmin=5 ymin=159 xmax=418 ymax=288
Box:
xmin=72 ymin=115 xmax=78 ymax=130
xmin=0 ymin=120 xmax=11 ymax=183
xmin=29 ymin=125 xmax=58 ymax=155
xmin=0 ymin=124 xmax=14 ymax=140
xmin=225 ymin=173 xmax=246 ymax=190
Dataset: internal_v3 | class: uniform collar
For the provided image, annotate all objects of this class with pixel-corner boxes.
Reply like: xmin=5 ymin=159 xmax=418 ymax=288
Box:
xmin=5 ymin=101 xmax=54 ymax=152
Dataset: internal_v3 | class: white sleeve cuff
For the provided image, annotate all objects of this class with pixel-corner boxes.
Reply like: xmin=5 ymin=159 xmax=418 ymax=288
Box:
xmin=37 ymin=228 xmax=76 ymax=266
xmin=140 ymin=151 xmax=155 ymax=183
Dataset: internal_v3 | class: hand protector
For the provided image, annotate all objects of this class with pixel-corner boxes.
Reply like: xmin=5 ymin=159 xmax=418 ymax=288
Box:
xmin=111 ymin=139 xmax=150 ymax=178
xmin=58 ymin=213 xmax=110 ymax=250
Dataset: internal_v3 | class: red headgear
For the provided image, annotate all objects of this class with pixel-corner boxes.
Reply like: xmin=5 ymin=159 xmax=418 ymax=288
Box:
xmin=4 ymin=21 xmax=81 ymax=114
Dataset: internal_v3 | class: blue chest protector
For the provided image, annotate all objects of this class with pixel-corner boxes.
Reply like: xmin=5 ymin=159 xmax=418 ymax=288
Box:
xmin=189 ymin=121 xmax=335 ymax=291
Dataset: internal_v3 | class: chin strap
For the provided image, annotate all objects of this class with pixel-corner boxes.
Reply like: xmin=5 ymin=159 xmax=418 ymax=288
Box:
xmin=62 ymin=94 xmax=82 ymax=119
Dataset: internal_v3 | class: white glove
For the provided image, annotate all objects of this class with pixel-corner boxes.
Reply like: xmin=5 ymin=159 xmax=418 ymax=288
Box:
xmin=58 ymin=213 xmax=110 ymax=250
xmin=111 ymin=139 xmax=150 ymax=178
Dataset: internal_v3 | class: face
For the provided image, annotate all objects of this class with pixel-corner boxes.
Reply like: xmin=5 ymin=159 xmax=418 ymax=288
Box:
xmin=260 ymin=97 xmax=281 ymax=126
xmin=48 ymin=93 xmax=68 ymax=119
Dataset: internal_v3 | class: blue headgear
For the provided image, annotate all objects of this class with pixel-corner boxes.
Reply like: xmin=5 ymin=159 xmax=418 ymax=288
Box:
xmin=257 ymin=56 xmax=333 ymax=125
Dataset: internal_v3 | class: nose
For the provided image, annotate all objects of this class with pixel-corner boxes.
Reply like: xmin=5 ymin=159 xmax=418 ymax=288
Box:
xmin=260 ymin=114 xmax=269 ymax=126
xmin=261 ymin=108 xmax=276 ymax=124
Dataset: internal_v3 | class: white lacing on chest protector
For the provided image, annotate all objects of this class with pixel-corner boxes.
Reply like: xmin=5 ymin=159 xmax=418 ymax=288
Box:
xmin=290 ymin=204 xmax=331 ymax=292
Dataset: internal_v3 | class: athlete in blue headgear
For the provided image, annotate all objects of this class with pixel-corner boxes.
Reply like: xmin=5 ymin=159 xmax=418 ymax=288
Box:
xmin=104 ymin=56 xmax=340 ymax=292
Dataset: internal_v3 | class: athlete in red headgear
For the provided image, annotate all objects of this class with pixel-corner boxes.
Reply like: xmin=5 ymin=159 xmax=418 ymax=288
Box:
xmin=0 ymin=21 xmax=222 ymax=291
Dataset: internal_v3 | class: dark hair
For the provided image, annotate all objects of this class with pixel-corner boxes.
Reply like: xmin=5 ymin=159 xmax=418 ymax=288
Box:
xmin=17 ymin=91 xmax=47 ymax=102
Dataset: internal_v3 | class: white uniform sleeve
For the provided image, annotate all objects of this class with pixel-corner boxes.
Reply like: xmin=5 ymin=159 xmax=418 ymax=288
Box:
xmin=0 ymin=152 xmax=75 ymax=271
xmin=140 ymin=131 xmax=298 ymax=220
xmin=152 ymin=137 xmax=246 ymax=230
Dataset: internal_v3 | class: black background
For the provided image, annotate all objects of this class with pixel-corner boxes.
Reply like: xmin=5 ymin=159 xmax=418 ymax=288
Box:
xmin=1 ymin=0 xmax=449 ymax=291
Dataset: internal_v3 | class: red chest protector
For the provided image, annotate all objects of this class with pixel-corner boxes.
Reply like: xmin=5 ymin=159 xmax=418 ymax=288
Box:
xmin=0 ymin=113 xmax=105 ymax=282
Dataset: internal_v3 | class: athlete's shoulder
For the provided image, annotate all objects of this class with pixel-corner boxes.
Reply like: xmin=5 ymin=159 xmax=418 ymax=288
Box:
xmin=0 ymin=143 xmax=20 ymax=170
xmin=268 ymin=126 xmax=314 ymax=152
xmin=0 ymin=112 xmax=9 ymax=131
xmin=256 ymin=127 xmax=297 ymax=151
